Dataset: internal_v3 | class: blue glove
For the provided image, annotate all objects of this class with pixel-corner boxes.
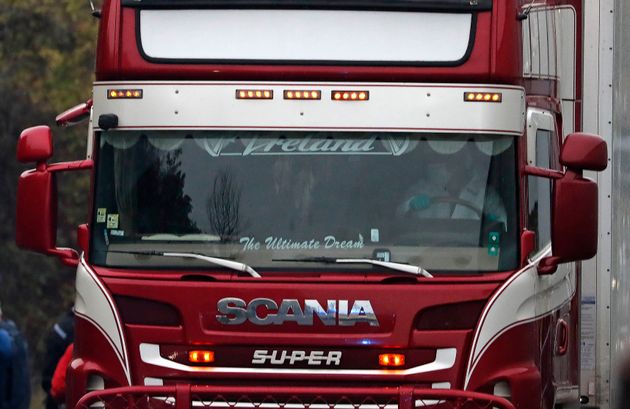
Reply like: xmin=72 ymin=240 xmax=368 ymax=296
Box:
xmin=409 ymin=194 xmax=432 ymax=210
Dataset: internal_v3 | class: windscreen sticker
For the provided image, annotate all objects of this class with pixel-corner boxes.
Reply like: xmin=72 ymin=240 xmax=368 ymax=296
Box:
xmin=370 ymin=229 xmax=380 ymax=243
xmin=106 ymin=214 xmax=119 ymax=229
xmin=109 ymin=229 xmax=125 ymax=237
xmin=197 ymin=135 xmax=415 ymax=157
xmin=96 ymin=208 xmax=107 ymax=223
xmin=240 ymin=235 xmax=364 ymax=252
xmin=488 ymin=231 xmax=500 ymax=256
xmin=373 ymin=249 xmax=391 ymax=262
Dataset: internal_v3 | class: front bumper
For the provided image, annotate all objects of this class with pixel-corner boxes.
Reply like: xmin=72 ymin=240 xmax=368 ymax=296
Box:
xmin=74 ymin=385 xmax=515 ymax=409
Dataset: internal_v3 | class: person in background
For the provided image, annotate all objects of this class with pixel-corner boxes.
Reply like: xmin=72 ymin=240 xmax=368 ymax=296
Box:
xmin=0 ymin=319 xmax=12 ymax=406
xmin=42 ymin=309 xmax=74 ymax=409
xmin=0 ymin=301 xmax=30 ymax=409
xmin=50 ymin=343 xmax=74 ymax=407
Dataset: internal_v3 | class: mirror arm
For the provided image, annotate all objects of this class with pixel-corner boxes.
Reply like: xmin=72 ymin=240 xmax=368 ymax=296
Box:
xmin=538 ymin=256 xmax=562 ymax=275
xmin=47 ymin=159 xmax=93 ymax=173
xmin=523 ymin=165 xmax=564 ymax=179
xmin=36 ymin=161 xmax=47 ymax=172
xmin=47 ymin=248 xmax=80 ymax=267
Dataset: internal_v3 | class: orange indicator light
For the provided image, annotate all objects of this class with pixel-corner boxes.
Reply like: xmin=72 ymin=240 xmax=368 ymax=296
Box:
xmin=283 ymin=90 xmax=322 ymax=100
xmin=332 ymin=91 xmax=369 ymax=101
xmin=107 ymin=89 xmax=143 ymax=99
xmin=379 ymin=353 xmax=405 ymax=367
xmin=236 ymin=89 xmax=274 ymax=100
xmin=464 ymin=92 xmax=502 ymax=103
xmin=188 ymin=350 xmax=215 ymax=363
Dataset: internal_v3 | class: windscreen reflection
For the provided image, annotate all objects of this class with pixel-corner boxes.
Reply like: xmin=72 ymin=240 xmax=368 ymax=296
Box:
xmin=91 ymin=131 xmax=518 ymax=273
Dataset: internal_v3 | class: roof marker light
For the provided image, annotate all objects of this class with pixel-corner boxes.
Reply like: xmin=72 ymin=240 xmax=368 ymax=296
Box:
xmin=332 ymin=91 xmax=369 ymax=101
xmin=236 ymin=89 xmax=273 ymax=100
xmin=464 ymin=92 xmax=502 ymax=103
xmin=107 ymin=89 xmax=143 ymax=99
xmin=284 ymin=90 xmax=321 ymax=100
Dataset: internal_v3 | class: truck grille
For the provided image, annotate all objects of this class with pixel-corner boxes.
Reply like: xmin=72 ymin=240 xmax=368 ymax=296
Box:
xmin=74 ymin=386 xmax=514 ymax=409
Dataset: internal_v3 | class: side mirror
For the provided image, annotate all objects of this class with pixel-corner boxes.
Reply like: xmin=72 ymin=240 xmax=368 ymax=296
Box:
xmin=560 ymin=132 xmax=608 ymax=171
xmin=15 ymin=126 xmax=93 ymax=266
xmin=15 ymin=167 xmax=58 ymax=253
xmin=17 ymin=126 xmax=53 ymax=165
xmin=538 ymin=133 xmax=607 ymax=274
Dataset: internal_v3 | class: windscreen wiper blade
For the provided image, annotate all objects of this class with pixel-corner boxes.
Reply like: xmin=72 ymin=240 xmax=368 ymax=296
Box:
xmin=109 ymin=250 xmax=261 ymax=278
xmin=273 ymin=257 xmax=432 ymax=278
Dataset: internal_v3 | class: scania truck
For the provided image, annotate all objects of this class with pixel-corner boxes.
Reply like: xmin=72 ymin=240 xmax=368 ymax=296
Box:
xmin=14 ymin=1 xmax=610 ymax=408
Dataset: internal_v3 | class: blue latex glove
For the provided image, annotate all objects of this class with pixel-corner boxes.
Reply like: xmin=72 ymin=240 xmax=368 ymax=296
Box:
xmin=409 ymin=194 xmax=432 ymax=210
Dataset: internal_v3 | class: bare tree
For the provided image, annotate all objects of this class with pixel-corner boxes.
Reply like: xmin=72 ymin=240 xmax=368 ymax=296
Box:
xmin=206 ymin=171 xmax=241 ymax=242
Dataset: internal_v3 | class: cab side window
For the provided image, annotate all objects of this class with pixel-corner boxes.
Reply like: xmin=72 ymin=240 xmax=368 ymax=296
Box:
xmin=528 ymin=129 xmax=553 ymax=252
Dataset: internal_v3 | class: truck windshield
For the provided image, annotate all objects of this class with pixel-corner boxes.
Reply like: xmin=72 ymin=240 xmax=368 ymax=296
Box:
xmin=91 ymin=131 xmax=518 ymax=273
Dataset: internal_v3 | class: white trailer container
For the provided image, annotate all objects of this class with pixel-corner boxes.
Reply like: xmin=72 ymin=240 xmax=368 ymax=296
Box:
xmin=580 ymin=1 xmax=629 ymax=408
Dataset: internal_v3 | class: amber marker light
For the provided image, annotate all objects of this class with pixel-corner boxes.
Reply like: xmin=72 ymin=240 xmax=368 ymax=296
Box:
xmin=107 ymin=89 xmax=143 ymax=99
xmin=188 ymin=350 xmax=215 ymax=364
xmin=378 ymin=353 xmax=405 ymax=367
xmin=464 ymin=92 xmax=502 ymax=103
xmin=236 ymin=89 xmax=273 ymax=100
xmin=332 ymin=91 xmax=369 ymax=101
xmin=284 ymin=90 xmax=321 ymax=100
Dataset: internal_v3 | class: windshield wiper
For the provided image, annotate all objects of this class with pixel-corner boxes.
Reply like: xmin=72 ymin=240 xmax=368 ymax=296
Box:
xmin=109 ymin=250 xmax=261 ymax=278
xmin=272 ymin=257 xmax=432 ymax=278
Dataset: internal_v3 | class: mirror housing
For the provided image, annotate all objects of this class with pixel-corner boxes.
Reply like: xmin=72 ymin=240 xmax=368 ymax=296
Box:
xmin=15 ymin=168 xmax=57 ymax=253
xmin=17 ymin=126 xmax=53 ymax=165
xmin=560 ymin=132 xmax=608 ymax=171
xmin=538 ymin=133 xmax=607 ymax=274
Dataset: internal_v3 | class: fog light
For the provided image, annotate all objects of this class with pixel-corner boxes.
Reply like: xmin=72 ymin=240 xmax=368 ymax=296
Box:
xmin=188 ymin=350 xmax=214 ymax=363
xmin=378 ymin=353 xmax=405 ymax=367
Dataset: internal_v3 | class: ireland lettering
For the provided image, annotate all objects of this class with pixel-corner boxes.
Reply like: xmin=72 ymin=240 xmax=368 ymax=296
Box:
xmin=242 ymin=137 xmax=377 ymax=155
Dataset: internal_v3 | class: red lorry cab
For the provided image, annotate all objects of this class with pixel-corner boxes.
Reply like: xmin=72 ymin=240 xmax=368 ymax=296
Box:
xmin=15 ymin=1 xmax=607 ymax=408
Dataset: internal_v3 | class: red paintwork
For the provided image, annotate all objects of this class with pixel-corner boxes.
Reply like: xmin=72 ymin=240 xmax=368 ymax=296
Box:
xmin=11 ymin=1 xmax=596 ymax=408
xmin=97 ymin=4 xmax=501 ymax=83
xmin=466 ymin=316 xmax=554 ymax=408
xmin=16 ymin=125 xmax=53 ymax=164
xmin=466 ymin=293 xmax=580 ymax=408
xmin=67 ymin=316 xmax=130 ymax=406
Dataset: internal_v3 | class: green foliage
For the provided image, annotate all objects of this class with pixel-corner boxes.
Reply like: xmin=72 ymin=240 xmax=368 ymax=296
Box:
xmin=0 ymin=0 xmax=98 ymax=401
